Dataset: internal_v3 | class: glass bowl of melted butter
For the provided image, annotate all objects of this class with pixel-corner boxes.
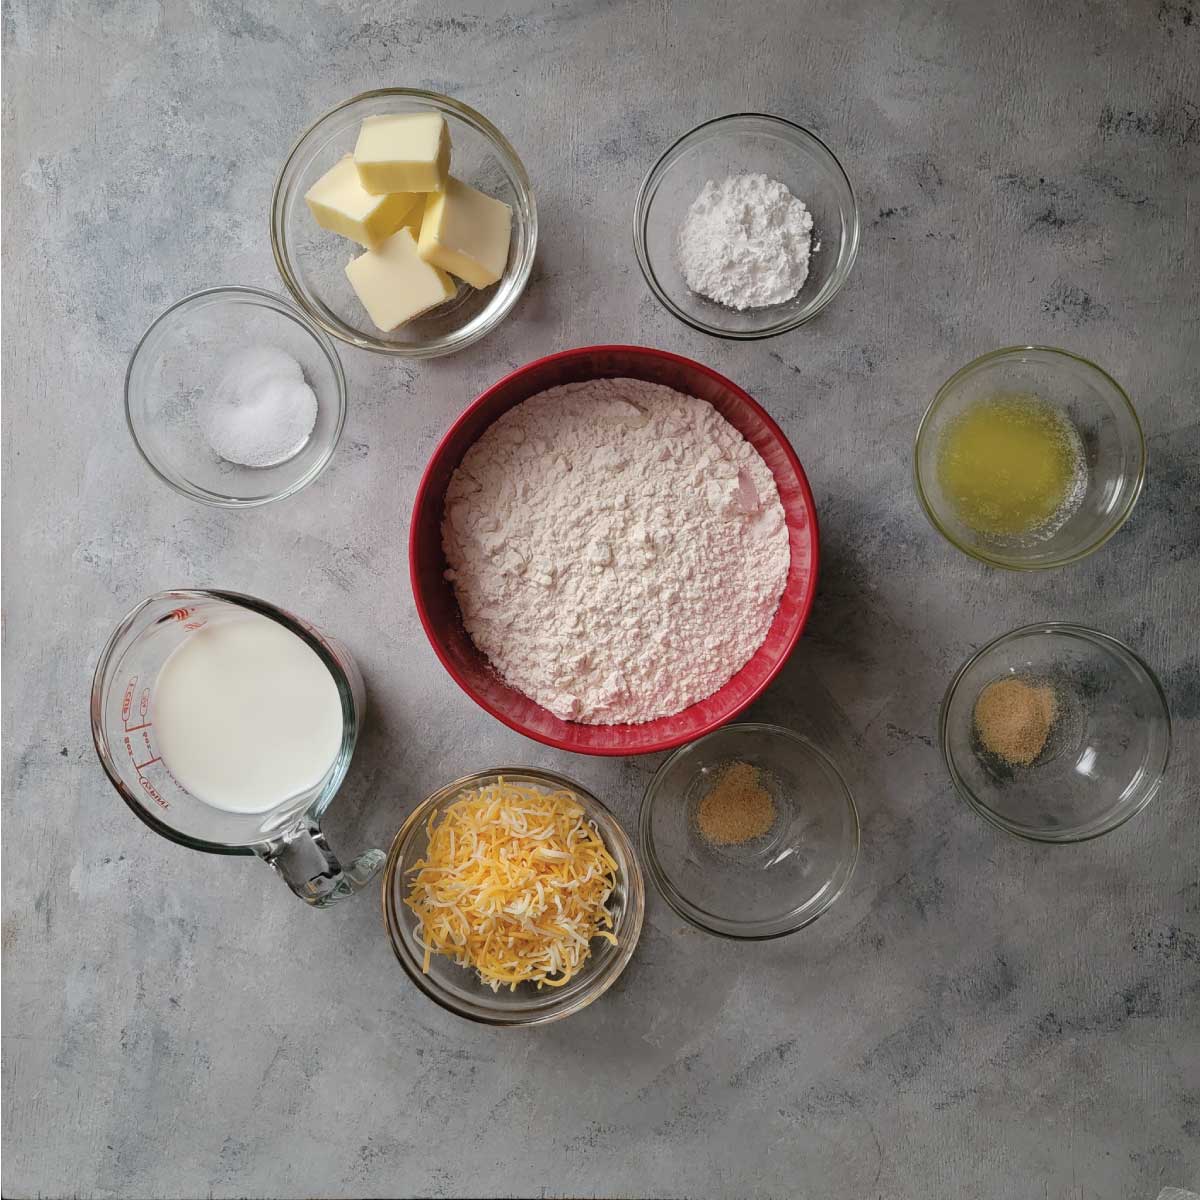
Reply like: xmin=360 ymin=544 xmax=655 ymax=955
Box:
xmin=915 ymin=346 xmax=1145 ymax=569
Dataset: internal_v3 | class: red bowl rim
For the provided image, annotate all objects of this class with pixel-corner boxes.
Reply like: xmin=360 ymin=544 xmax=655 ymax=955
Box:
xmin=408 ymin=344 xmax=821 ymax=755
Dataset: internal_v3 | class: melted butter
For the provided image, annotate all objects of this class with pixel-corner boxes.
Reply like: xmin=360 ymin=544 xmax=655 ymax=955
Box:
xmin=936 ymin=392 xmax=1086 ymax=539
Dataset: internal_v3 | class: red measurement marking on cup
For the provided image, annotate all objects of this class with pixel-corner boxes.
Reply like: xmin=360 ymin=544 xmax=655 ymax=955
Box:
xmin=123 ymin=730 xmax=169 ymax=808
xmin=125 ymin=731 xmax=160 ymax=772
xmin=164 ymin=606 xmax=207 ymax=632
xmin=122 ymin=676 xmax=153 ymax=732
xmin=122 ymin=681 xmax=154 ymax=733
xmin=138 ymin=775 xmax=170 ymax=810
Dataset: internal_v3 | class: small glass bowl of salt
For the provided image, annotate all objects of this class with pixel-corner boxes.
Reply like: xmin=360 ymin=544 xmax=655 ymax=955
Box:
xmin=126 ymin=286 xmax=346 ymax=507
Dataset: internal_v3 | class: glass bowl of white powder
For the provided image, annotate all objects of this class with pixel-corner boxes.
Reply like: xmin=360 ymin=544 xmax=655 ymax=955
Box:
xmin=126 ymin=286 xmax=346 ymax=507
xmin=634 ymin=114 xmax=859 ymax=338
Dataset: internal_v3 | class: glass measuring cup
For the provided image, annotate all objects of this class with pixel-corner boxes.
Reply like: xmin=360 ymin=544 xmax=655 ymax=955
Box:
xmin=90 ymin=589 xmax=384 ymax=907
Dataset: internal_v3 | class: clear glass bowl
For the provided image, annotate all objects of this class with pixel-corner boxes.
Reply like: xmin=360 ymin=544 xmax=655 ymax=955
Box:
xmin=381 ymin=768 xmax=644 ymax=1026
xmin=941 ymin=624 xmax=1171 ymax=842
xmin=271 ymin=89 xmax=536 ymax=358
xmin=125 ymin=286 xmax=346 ymax=507
xmin=634 ymin=114 xmax=859 ymax=338
xmin=915 ymin=346 xmax=1146 ymax=569
xmin=640 ymin=724 xmax=860 ymax=939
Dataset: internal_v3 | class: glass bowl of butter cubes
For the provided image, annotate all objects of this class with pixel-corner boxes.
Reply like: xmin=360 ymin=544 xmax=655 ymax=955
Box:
xmin=272 ymin=89 xmax=536 ymax=358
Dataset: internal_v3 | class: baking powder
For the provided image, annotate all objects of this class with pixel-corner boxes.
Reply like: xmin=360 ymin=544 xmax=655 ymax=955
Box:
xmin=677 ymin=173 xmax=814 ymax=310
xmin=442 ymin=378 xmax=791 ymax=725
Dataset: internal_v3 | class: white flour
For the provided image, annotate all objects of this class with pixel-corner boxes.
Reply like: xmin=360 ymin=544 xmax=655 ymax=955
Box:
xmin=678 ymin=173 xmax=814 ymax=310
xmin=442 ymin=378 xmax=791 ymax=725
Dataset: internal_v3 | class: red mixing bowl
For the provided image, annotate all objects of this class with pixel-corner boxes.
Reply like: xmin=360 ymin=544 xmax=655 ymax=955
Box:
xmin=409 ymin=345 xmax=819 ymax=755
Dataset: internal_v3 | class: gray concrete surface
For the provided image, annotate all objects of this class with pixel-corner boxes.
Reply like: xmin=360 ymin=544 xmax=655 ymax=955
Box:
xmin=3 ymin=1 xmax=1198 ymax=1197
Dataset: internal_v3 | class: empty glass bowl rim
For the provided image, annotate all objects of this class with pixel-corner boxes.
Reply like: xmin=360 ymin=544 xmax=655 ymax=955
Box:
xmin=381 ymin=766 xmax=645 ymax=1026
xmin=633 ymin=112 xmax=860 ymax=339
xmin=639 ymin=722 xmax=861 ymax=940
xmin=939 ymin=622 xmax=1172 ymax=843
xmin=270 ymin=87 xmax=537 ymax=358
xmin=124 ymin=284 xmax=347 ymax=508
xmin=913 ymin=344 xmax=1147 ymax=570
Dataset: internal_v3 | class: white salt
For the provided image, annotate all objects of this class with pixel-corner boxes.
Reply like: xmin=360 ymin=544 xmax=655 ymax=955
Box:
xmin=200 ymin=345 xmax=318 ymax=468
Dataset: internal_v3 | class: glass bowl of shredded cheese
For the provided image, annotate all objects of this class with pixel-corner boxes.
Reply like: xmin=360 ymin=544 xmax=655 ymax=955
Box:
xmin=382 ymin=768 xmax=644 ymax=1025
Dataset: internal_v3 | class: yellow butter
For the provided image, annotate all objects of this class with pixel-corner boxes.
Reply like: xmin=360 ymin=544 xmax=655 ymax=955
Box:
xmin=304 ymin=154 xmax=418 ymax=249
xmin=417 ymin=176 xmax=512 ymax=289
xmin=344 ymin=228 xmax=456 ymax=332
xmin=353 ymin=113 xmax=451 ymax=195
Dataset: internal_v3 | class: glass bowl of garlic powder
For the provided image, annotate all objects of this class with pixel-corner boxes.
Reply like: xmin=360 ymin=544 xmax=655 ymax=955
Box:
xmin=941 ymin=623 xmax=1171 ymax=842
xmin=640 ymin=723 xmax=860 ymax=939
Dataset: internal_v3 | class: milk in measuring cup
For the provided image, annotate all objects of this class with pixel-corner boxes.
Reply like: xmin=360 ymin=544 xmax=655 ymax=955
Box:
xmin=153 ymin=612 xmax=343 ymax=814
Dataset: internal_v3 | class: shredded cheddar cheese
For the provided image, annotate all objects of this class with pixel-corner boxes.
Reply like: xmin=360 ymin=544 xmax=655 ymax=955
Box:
xmin=404 ymin=779 xmax=619 ymax=991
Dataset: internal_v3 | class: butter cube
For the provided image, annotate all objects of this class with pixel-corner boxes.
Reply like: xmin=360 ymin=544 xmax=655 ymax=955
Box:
xmin=344 ymin=228 xmax=457 ymax=332
xmin=354 ymin=113 xmax=451 ymax=195
xmin=304 ymin=155 xmax=418 ymax=249
xmin=417 ymin=176 xmax=512 ymax=289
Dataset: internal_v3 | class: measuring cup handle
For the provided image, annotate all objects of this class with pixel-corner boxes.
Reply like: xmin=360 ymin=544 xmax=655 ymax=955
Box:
xmin=258 ymin=818 xmax=385 ymax=908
